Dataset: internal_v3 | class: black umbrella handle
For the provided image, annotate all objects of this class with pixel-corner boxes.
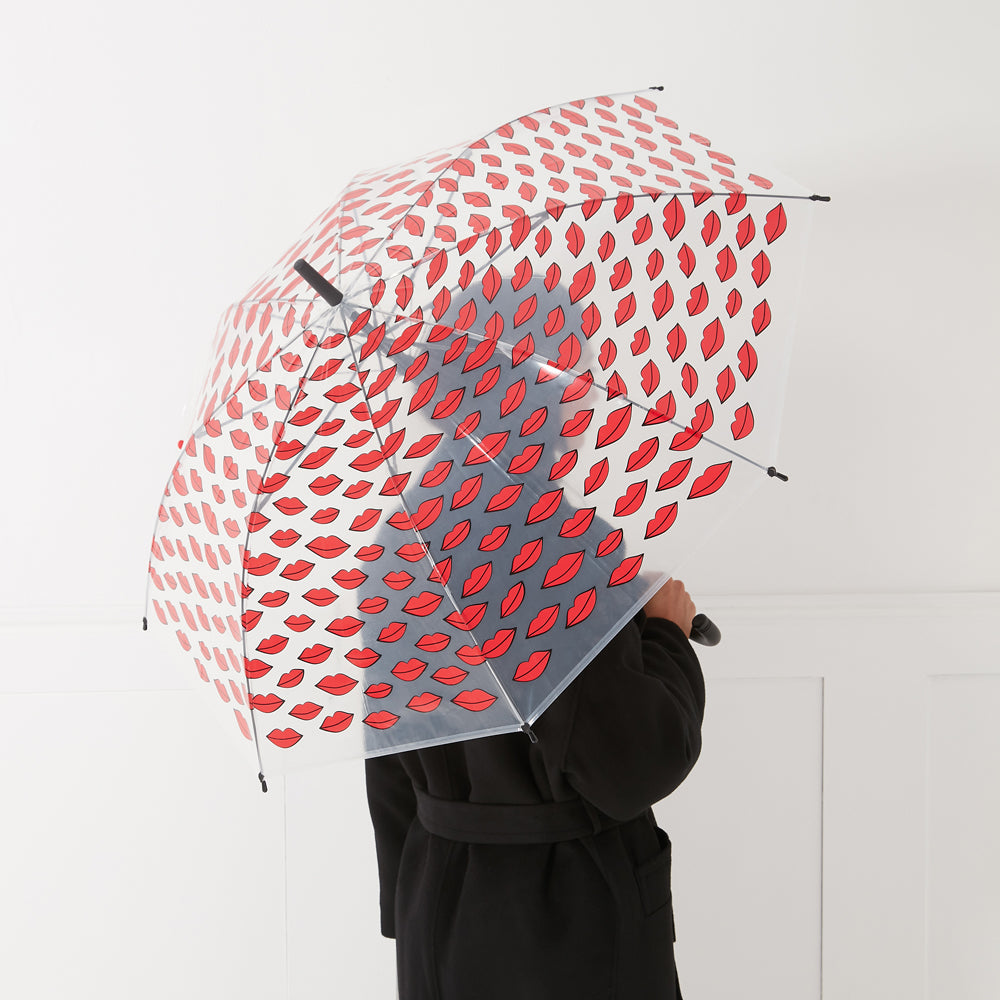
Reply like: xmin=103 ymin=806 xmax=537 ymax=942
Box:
xmin=690 ymin=613 xmax=721 ymax=646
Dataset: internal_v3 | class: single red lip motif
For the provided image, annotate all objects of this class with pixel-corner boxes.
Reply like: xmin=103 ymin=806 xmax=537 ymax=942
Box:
xmin=290 ymin=406 xmax=323 ymax=426
xmin=247 ymin=512 xmax=270 ymax=532
xmin=311 ymin=507 xmax=339 ymax=524
xmin=320 ymin=711 xmax=354 ymax=733
xmin=332 ymin=569 xmax=368 ymax=589
xmin=250 ymin=693 xmax=284 ymax=713
xmin=301 ymin=446 xmax=337 ymax=470
xmin=299 ymin=644 xmax=332 ymax=664
xmin=379 ymin=621 xmax=406 ymax=642
xmin=380 ymin=472 xmax=410 ymax=497
xmin=260 ymin=590 xmax=289 ymax=608
xmin=316 ymin=673 xmax=358 ymax=696
xmin=270 ymin=529 xmax=301 ymax=548
xmin=441 ymin=521 xmax=472 ymax=549
xmin=479 ymin=524 xmax=510 ymax=551
xmin=358 ymin=596 xmax=388 ymax=614
xmin=356 ymin=544 xmax=384 ymax=561
xmin=306 ymin=535 xmax=349 ymax=559
xmin=445 ymin=602 xmax=487 ymax=631
xmin=257 ymin=634 xmax=288 ymax=655
xmin=396 ymin=543 xmax=429 ymax=563
xmin=275 ymin=439 xmax=305 ymax=461
xmin=416 ymin=632 xmax=450 ymax=652
xmin=344 ymin=430 xmax=374 ymax=449
xmin=392 ymin=658 xmax=427 ymax=681
xmin=249 ymin=472 xmax=290 ymax=495
xmin=266 ymin=728 xmax=302 ymax=748
xmin=383 ymin=571 xmax=414 ymax=590
xmin=514 ymin=649 xmax=551 ymax=682
xmin=326 ymin=616 xmax=364 ymax=636
xmin=456 ymin=644 xmax=486 ymax=665
xmin=431 ymin=665 xmax=468 ymax=686
xmin=407 ymin=692 xmax=442 ymax=713
xmin=280 ymin=560 xmax=315 ymax=581
xmin=318 ymin=419 xmax=345 ymax=436
xmin=482 ymin=628 xmax=516 ymax=658
xmin=278 ymin=669 xmax=305 ymax=687
xmin=345 ymin=647 xmax=380 ymax=669
xmin=403 ymin=591 xmax=444 ymax=616
xmin=350 ymin=449 xmax=386 ymax=473
xmin=363 ymin=711 xmax=399 ymax=730
xmin=284 ymin=615 xmax=315 ymax=632
xmin=244 ymin=658 xmax=272 ymax=679
xmin=244 ymin=553 xmax=280 ymax=576
xmin=344 ymin=480 xmax=373 ymax=499
xmin=365 ymin=683 xmax=393 ymax=699
xmin=452 ymin=689 xmax=498 ymax=712
xmin=350 ymin=508 xmax=381 ymax=532
xmin=289 ymin=701 xmax=323 ymax=720
xmin=309 ymin=475 xmax=343 ymax=496
xmin=559 ymin=507 xmax=596 ymax=538
xmin=303 ymin=588 xmax=337 ymax=606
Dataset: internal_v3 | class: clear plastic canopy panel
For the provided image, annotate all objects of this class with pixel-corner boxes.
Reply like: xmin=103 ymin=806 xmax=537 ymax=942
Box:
xmin=146 ymin=88 xmax=815 ymax=780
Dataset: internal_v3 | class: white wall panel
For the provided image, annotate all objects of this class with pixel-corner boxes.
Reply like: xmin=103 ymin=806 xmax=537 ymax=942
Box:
xmin=0 ymin=691 xmax=285 ymax=999
xmin=927 ymin=676 xmax=1000 ymax=1000
xmin=285 ymin=763 xmax=396 ymax=999
xmin=663 ymin=677 xmax=823 ymax=1000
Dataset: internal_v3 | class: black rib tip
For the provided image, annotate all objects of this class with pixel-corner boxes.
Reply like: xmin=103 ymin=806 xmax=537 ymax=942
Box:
xmin=293 ymin=258 xmax=343 ymax=308
xmin=258 ymin=773 xmax=269 ymax=794
xmin=809 ymin=194 xmax=832 ymax=202
xmin=521 ymin=723 xmax=539 ymax=744
xmin=142 ymin=616 xmax=148 ymax=631
xmin=650 ymin=85 xmax=664 ymax=91
xmin=767 ymin=466 xmax=789 ymax=482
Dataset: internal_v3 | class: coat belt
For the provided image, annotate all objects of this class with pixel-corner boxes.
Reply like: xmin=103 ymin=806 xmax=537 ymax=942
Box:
xmin=414 ymin=787 xmax=623 ymax=845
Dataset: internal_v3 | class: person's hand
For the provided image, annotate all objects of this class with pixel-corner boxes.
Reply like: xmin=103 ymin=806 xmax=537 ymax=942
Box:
xmin=643 ymin=578 xmax=696 ymax=637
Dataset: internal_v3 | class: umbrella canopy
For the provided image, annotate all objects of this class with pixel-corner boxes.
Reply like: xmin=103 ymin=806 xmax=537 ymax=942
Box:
xmin=146 ymin=88 xmax=821 ymax=784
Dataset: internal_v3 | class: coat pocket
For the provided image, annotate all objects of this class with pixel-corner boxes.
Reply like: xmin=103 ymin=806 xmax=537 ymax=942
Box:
xmin=634 ymin=827 xmax=672 ymax=919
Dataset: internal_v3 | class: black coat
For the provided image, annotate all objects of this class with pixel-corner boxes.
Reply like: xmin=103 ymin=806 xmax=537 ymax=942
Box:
xmin=366 ymin=609 xmax=704 ymax=1000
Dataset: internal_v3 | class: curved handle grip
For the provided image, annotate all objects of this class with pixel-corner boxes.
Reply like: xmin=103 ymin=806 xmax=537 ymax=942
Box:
xmin=689 ymin=613 xmax=721 ymax=647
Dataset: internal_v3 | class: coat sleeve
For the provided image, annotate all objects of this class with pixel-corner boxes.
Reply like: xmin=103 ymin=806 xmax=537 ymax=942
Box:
xmin=554 ymin=611 xmax=706 ymax=822
xmin=365 ymin=753 xmax=417 ymax=938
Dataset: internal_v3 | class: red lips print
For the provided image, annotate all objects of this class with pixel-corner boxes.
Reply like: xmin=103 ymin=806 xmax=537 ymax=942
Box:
xmin=320 ymin=712 xmax=354 ymax=733
xmin=316 ymin=674 xmax=358 ymax=696
xmin=451 ymin=689 xmax=498 ymax=712
xmin=407 ymin=693 xmax=442 ymax=713
xmin=280 ymin=560 xmax=314 ymax=581
xmin=305 ymin=535 xmax=349 ymax=559
xmin=392 ymin=658 xmax=427 ymax=681
xmin=267 ymin=728 xmax=302 ymax=748
xmin=416 ymin=633 xmax=451 ymax=652
xmin=151 ymin=92 xmax=800 ymax=769
xmin=302 ymin=588 xmax=338 ymax=606
xmin=363 ymin=711 xmax=400 ymax=730
xmin=345 ymin=647 xmax=380 ymax=669
xmin=250 ymin=693 xmax=284 ymax=713
xmin=430 ymin=666 xmax=468 ymax=686
xmin=332 ymin=569 xmax=367 ymax=589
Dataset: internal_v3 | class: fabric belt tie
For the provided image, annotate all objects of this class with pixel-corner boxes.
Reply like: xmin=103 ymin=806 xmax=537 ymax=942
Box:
xmin=414 ymin=787 xmax=622 ymax=845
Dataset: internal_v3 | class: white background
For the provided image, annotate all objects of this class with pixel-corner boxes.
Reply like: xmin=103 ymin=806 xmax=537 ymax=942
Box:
xmin=1 ymin=1 xmax=997 ymax=997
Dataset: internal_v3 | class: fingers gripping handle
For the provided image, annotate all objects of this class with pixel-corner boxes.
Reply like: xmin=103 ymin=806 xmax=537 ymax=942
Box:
xmin=689 ymin=613 xmax=721 ymax=646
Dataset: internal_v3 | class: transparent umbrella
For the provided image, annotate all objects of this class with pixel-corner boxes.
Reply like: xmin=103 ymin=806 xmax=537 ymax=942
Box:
xmin=145 ymin=87 xmax=826 ymax=788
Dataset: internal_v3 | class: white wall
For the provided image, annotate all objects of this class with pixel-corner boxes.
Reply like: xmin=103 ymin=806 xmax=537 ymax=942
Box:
xmin=1 ymin=1 xmax=997 ymax=997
